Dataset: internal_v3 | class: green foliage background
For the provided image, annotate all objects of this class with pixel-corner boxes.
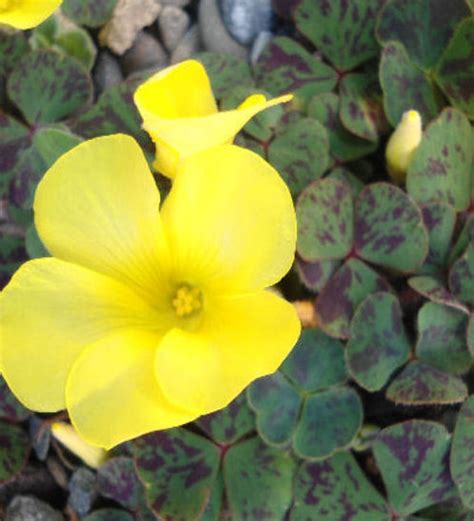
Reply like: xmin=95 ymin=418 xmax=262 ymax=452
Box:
xmin=1 ymin=0 xmax=474 ymax=519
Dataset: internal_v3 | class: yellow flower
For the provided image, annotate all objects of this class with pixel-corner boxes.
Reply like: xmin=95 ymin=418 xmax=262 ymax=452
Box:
xmin=386 ymin=110 xmax=422 ymax=183
xmin=0 ymin=0 xmax=62 ymax=29
xmin=134 ymin=59 xmax=293 ymax=179
xmin=0 ymin=134 xmax=300 ymax=449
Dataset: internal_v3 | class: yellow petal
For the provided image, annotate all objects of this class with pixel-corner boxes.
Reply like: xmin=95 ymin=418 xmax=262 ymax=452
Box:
xmin=34 ymin=134 xmax=171 ymax=303
xmin=134 ymin=60 xmax=218 ymax=119
xmin=386 ymin=110 xmax=422 ymax=183
xmin=134 ymin=60 xmax=292 ymax=178
xmin=51 ymin=422 xmax=108 ymax=469
xmin=155 ymin=290 xmax=301 ymax=414
xmin=0 ymin=258 xmax=162 ymax=412
xmin=147 ymin=94 xmax=292 ymax=178
xmin=0 ymin=0 xmax=62 ymax=29
xmin=161 ymin=145 xmax=297 ymax=294
xmin=67 ymin=330 xmax=197 ymax=449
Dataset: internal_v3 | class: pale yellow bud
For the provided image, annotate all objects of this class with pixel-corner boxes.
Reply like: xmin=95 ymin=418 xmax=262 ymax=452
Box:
xmin=386 ymin=110 xmax=422 ymax=183
xmin=51 ymin=422 xmax=108 ymax=469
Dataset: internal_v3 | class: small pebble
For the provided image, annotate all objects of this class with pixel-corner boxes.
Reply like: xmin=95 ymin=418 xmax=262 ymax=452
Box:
xmin=68 ymin=467 xmax=98 ymax=518
xmin=198 ymin=0 xmax=248 ymax=58
xmin=6 ymin=495 xmax=64 ymax=521
xmin=94 ymin=51 xmax=124 ymax=94
xmin=220 ymin=0 xmax=273 ymax=45
xmin=161 ymin=0 xmax=191 ymax=5
xmin=121 ymin=31 xmax=168 ymax=75
xmin=159 ymin=5 xmax=190 ymax=52
xmin=99 ymin=0 xmax=162 ymax=55
xmin=171 ymin=24 xmax=201 ymax=63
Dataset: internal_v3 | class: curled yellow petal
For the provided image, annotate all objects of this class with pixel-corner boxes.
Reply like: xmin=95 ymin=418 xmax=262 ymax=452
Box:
xmin=386 ymin=110 xmax=422 ymax=183
xmin=0 ymin=0 xmax=62 ymax=29
xmin=134 ymin=59 xmax=293 ymax=179
xmin=51 ymin=422 xmax=108 ymax=469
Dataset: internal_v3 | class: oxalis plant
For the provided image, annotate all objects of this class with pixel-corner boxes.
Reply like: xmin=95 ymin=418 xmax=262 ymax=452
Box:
xmin=0 ymin=0 xmax=473 ymax=520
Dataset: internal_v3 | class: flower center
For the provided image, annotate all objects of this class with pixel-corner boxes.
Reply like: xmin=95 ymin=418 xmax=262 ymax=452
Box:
xmin=171 ymin=283 xmax=203 ymax=318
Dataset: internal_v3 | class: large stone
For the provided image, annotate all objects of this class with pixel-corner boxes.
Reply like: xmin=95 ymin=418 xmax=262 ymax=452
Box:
xmin=6 ymin=496 xmax=64 ymax=521
xmin=198 ymin=0 xmax=247 ymax=58
xmin=220 ymin=0 xmax=273 ymax=45
xmin=99 ymin=0 xmax=162 ymax=55
xmin=171 ymin=24 xmax=201 ymax=64
xmin=159 ymin=5 xmax=190 ymax=52
xmin=121 ymin=31 xmax=168 ymax=74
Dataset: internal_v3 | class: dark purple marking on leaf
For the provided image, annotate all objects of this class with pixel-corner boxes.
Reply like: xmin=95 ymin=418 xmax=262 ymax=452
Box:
xmin=354 ymin=183 xmax=428 ymax=273
xmin=373 ymin=420 xmax=454 ymax=516
xmin=0 ymin=422 xmax=30 ymax=484
xmin=448 ymin=241 xmax=474 ymax=306
xmin=7 ymin=49 xmax=93 ymax=125
xmin=386 ymin=361 xmax=467 ymax=405
xmin=291 ymin=452 xmax=388 ymax=519
xmin=0 ymin=377 xmax=30 ymax=423
xmin=316 ymin=258 xmax=391 ymax=339
xmin=254 ymin=37 xmax=337 ymax=104
xmin=408 ymin=275 xmax=469 ymax=314
xmin=133 ymin=429 xmax=220 ymax=521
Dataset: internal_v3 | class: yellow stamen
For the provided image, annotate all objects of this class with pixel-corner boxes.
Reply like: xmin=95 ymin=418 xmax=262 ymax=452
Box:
xmin=172 ymin=283 xmax=203 ymax=318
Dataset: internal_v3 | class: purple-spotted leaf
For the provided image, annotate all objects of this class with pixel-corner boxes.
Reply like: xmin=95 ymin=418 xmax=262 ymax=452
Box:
xmin=316 ymin=258 xmax=392 ymax=339
xmin=247 ymin=373 xmax=300 ymax=447
xmin=468 ymin=315 xmax=474 ymax=356
xmin=7 ymin=49 xmax=92 ymax=125
xmin=354 ymin=183 xmax=428 ymax=272
xmin=408 ymin=276 xmax=470 ymax=314
xmin=62 ymin=0 xmax=118 ymax=28
xmin=0 ymin=112 xmax=30 ymax=197
xmin=380 ymin=42 xmax=442 ymax=126
xmin=376 ymin=0 xmax=471 ymax=69
xmin=98 ymin=457 xmax=149 ymax=512
xmin=254 ymin=37 xmax=337 ymax=105
xmin=197 ymin=52 xmax=254 ymax=101
xmin=293 ymin=0 xmax=385 ymax=70
xmin=373 ymin=420 xmax=455 ymax=516
xmin=224 ymin=437 xmax=296 ymax=521
xmin=10 ymin=127 xmax=82 ymax=210
xmin=449 ymin=241 xmax=474 ymax=305
xmin=296 ymin=178 xmax=354 ymax=262
xmin=0 ymin=376 xmax=30 ymax=422
xmin=449 ymin=213 xmax=474 ymax=265
xmin=291 ymin=451 xmax=389 ymax=520
xmin=339 ymin=71 xmax=387 ymax=142
xmin=416 ymin=497 xmax=474 ymax=521
xmin=293 ymin=387 xmax=363 ymax=460
xmin=308 ymin=93 xmax=377 ymax=161
xmin=407 ymin=108 xmax=472 ymax=211
xmin=419 ymin=203 xmax=457 ymax=275
xmin=0 ymin=421 xmax=30 ymax=484
xmin=133 ymin=429 xmax=220 ymax=520
xmin=451 ymin=396 xmax=474 ymax=509
xmin=281 ymin=328 xmax=347 ymax=392
xmin=70 ymin=81 xmax=149 ymax=148
xmin=200 ymin=473 xmax=223 ymax=521
xmin=268 ymin=118 xmax=329 ymax=197
xmin=386 ymin=361 xmax=468 ymax=405
xmin=295 ymin=256 xmax=340 ymax=292
xmin=84 ymin=510 xmax=134 ymax=521
xmin=346 ymin=292 xmax=410 ymax=391
xmin=326 ymin=167 xmax=365 ymax=197
xmin=416 ymin=302 xmax=471 ymax=375
xmin=0 ymin=30 xmax=28 ymax=102
xmin=0 ymin=233 xmax=28 ymax=290
xmin=196 ymin=393 xmax=255 ymax=446
xmin=435 ymin=18 xmax=474 ymax=119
